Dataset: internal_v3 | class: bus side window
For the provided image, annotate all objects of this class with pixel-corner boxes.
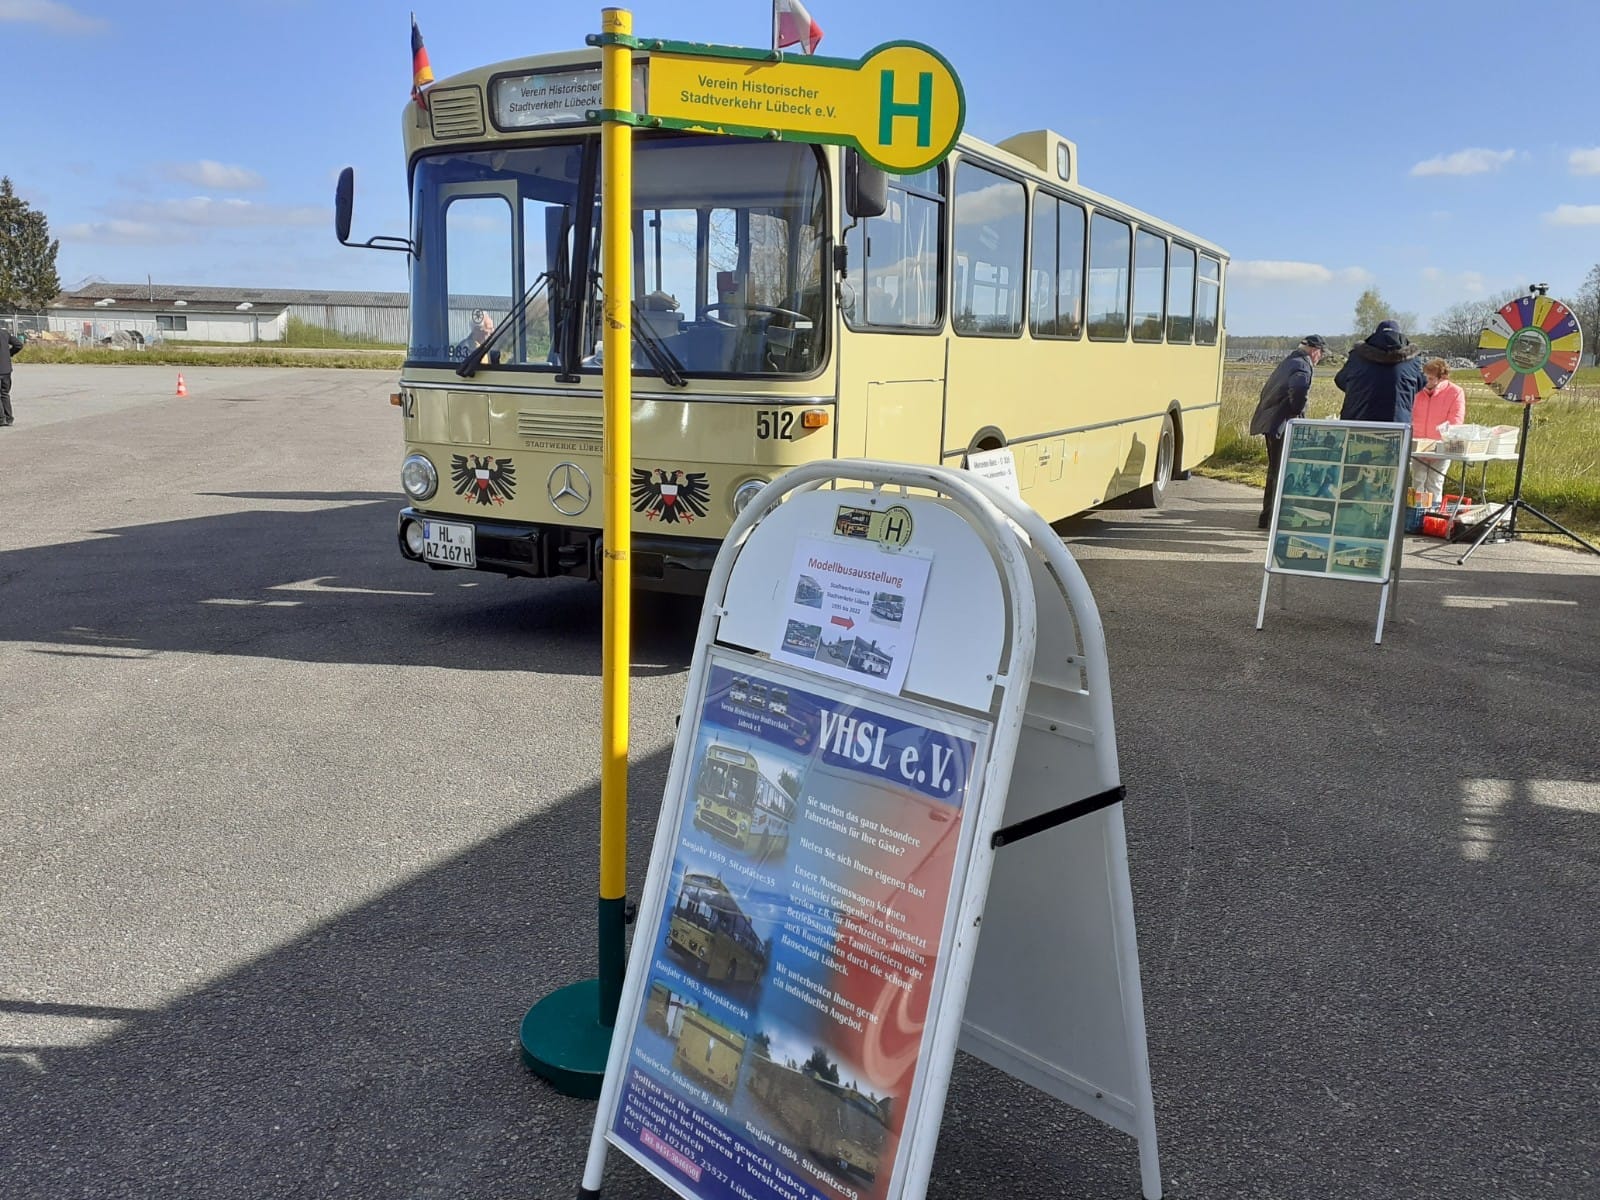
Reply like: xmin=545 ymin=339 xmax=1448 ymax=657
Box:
xmin=953 ymin=161 xmax=1025 ymax=337
xmin=1087 ymin=212 xmax=1131 ymax=341
xmin=1195 ymin=254 xmax=1222 ymax=345
xmin=1131 ymin=230 xmax=1167 ymax=343
xmin=1168 ymin=244 xmax=1196 ymax=343
xmin=843 ymin=165 xmax=944 ymax=332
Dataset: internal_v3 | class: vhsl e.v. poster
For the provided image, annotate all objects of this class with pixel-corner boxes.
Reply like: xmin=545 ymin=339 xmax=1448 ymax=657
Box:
xmin=606 ymin=653 xmax=991 ymax=1200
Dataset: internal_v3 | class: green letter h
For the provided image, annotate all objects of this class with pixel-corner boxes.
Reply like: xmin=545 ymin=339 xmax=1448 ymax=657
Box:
xmin=879 ymin=69 xmax=933 ymax=148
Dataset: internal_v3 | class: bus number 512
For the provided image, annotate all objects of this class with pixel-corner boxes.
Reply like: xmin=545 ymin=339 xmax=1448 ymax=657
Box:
xmin=755 ymin=410 xmax=795 ymax=441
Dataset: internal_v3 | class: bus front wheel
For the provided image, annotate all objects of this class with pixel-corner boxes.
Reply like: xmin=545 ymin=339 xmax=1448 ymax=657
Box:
xmin=1131 ymin=413 xmax=1176 ymax=509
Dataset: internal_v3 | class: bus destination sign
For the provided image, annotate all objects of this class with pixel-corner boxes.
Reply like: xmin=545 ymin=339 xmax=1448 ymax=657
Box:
xmin=647 ymin=42 xmax=964 ymax=174
xmin=605 ymin=653 xmax=989 ymax=1200
xmin=493 ymin=64 xmax=647 ymax=129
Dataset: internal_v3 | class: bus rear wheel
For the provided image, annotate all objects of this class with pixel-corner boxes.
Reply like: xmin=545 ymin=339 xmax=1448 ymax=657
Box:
xmin=1131 ymin=413 xmax=1176 ymax=509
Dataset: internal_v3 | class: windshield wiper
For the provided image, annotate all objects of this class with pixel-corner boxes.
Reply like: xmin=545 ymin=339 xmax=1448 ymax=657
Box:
xmin=590 ymin=274 xmax=689 ymax=388
xmin=456 ymin=271 xmax=553 ymax=378
xmin=630 ymin=298 xmax=689 ymax=388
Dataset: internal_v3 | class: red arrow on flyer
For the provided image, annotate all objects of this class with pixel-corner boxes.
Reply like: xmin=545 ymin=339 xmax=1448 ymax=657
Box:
xmin=830 ymin=615 xmax=854 ymax=630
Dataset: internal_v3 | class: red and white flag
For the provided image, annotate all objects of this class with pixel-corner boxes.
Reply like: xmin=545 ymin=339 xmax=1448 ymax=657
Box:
xmin=773 ymin=0 xmax=823 ymax=54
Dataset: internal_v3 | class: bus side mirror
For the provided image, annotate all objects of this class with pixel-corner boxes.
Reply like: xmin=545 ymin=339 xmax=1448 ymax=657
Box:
xmin=335 ymin=167 xmax=355 ymax=245
xmin=844 ymin=152 xmax=888 ymax=220
xmin=334 ymin=165 xmax=415 ymax=255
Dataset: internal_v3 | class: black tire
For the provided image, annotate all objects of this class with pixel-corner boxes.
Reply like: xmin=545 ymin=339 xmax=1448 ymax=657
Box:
xmin=1130 ymin=413 xmax=1177 ymax=509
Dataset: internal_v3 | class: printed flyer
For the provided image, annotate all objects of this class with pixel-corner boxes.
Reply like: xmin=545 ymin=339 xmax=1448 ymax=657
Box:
xmin=774 ymin=538 xmax=932 ymax=696
xmin=607 ymin=654 xmax=991 ymax=1200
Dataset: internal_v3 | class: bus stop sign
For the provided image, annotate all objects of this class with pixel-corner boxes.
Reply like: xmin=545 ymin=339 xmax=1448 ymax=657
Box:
xmin=643 ymin=41 xmax=965 ymax=174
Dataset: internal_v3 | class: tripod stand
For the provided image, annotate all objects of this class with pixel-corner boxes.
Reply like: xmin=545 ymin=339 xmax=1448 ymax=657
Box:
xmin=1457 ymin=399 xmax=1600 ymax=563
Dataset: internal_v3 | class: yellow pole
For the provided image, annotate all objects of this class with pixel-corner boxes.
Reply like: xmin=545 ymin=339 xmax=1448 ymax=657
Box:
xmin=597 ymin=4 xmax=632 ymax=1024
xmin=517 ymin=7 xmax=634 ymax=1095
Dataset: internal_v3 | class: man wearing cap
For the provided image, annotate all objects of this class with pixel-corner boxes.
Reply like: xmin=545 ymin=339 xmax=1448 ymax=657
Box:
xmin=1335 ymin=319 xmax=1425 ymax=425
xmin=1248 ymin=335 xmax=1327 ymax=529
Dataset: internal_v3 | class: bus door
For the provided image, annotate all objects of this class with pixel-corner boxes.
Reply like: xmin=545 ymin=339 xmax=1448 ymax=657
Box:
xmin=837 ymin=161 xmax=947 ymax=465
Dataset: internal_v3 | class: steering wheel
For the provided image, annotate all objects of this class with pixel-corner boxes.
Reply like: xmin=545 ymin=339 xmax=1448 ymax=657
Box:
xmin=700 ymin=303 xmax=808 ymax=328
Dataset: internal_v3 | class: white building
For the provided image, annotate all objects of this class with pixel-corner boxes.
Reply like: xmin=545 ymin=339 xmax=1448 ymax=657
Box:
xmin=49 ymin=284 xmax=413 ymax=345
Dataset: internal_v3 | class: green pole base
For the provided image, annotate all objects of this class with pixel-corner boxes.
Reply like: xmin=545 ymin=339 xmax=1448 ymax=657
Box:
xmin=520 ymin=978 xmax=615 ymax=1100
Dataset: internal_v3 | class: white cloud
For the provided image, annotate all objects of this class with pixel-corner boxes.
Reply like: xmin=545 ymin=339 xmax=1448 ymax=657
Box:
xmin=124 ymin=197 xmax=324 ymax=228
xmin=1231 ymin=260 xmax=1372 ymax=287
xmin=952 ymin=181 xmax=1025 ymax=225
xmin=166 ymin=161 xmax=266 ymax=191
xmin=1545 ymin=204 xmax=1600 ymax=227
xmin=1409 ymin=148 xmax=1515 ymax=177
xmin=0 ymin=0 xmax=107 ymax=33
xmin=1422 ymin=268 xmax=1488 ymax=295
xmin=61 ymin=220 xmax=170 ymax=245
xmin=1568 ymin=148 xmax=1600 ymax=176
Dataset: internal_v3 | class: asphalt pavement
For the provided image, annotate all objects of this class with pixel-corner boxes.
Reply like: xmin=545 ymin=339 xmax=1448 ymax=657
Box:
xmin=1 ymin=365 xmax=1596 ymax=1198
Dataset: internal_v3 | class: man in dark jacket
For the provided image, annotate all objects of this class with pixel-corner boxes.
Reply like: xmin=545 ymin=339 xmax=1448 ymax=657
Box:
xmin=1335 ymin=320 xmax=1424 ymax=425
xmin=0 ymin=326 xmax=23 ymax=427
xmin=1249 ymin=334 xmax=1327 ymax=528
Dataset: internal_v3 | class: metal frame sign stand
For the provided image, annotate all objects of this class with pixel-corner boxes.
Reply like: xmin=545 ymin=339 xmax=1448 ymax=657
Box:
xmin=579 ymin=461 xmax=1163 ymax=1200
xmin=523 ymin=5 xmax=966 ymax=1100
xmin=1256 ymin=419 xmax=1412 ymax=645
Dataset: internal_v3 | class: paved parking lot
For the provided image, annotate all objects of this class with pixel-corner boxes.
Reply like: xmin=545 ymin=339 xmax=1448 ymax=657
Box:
xmin=2 ymin=366 xmax=1597 ymax=1198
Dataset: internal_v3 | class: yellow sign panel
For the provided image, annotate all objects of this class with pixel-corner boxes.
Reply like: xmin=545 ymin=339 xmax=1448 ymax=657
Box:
xmin=648 ymin=41 xmax=964 ymax=174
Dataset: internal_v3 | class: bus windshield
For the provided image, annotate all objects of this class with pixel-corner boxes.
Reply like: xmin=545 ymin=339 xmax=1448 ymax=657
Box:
xmin=699 ymin=758 xmax=758 ymax=814
xmin=408 ymin=135 xmax=828 ymax=378
xmin=409 ymin=142 xmax=582 ymax=368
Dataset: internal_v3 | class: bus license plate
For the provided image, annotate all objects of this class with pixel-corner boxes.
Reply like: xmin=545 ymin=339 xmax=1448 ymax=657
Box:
xmin=422 ymin=519 xmax=475 ymax=568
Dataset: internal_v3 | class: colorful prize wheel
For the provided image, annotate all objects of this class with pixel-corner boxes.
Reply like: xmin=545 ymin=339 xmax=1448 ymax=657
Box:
xmin=1476 ymin=294 xmax=1584 ymax=402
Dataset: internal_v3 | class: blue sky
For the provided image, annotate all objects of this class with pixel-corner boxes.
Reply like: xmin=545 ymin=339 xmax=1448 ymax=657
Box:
xmin=5 ymin=0 xmax=1598 ymax=335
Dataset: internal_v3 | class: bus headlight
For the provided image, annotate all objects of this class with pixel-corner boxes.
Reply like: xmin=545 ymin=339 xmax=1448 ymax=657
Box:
xmin=402 ymin=453 xmax=438 ymax=500
xmin=732 ymin=477 xmax=770 ymax=517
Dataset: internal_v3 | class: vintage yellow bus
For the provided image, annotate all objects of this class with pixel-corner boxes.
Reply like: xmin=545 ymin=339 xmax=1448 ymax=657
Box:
xmin=666 ymin=873 xmax=768 ymax=985
xmin=340 ymin=45 xmax=1227 ymax=593
xmin=691 ymin=744 xmax=796 ymax=858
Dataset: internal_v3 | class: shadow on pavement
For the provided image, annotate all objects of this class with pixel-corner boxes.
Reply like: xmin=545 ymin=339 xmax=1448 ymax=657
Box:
xmin=0 ymin=494 xmax=701 ymax=675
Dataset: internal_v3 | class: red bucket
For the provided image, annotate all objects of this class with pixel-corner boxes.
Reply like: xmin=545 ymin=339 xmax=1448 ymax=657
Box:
xmin=1420 ymin=513 xmax=1455 ymax=539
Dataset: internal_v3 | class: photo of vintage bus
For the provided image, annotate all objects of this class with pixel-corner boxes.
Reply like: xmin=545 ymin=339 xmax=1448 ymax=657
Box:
xmin=745 ymin=1054 xmax=893 ymax=1183
xmin=350 ymin=41 xmax=1226 ymax=595
xmin=666 ymin=873 xmax=769 ymax=987
xmin=691 ymin=745 xmax=797 ymax=859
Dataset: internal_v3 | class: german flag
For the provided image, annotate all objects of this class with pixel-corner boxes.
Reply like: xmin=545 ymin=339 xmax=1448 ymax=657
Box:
xmin=411 ymin=16 xmax=434 ymax=109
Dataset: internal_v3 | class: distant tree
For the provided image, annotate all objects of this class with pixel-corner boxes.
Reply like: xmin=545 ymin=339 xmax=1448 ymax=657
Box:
xmin=1429 ymin=299 xmax=1495 ymax=359
xmin=1574 ymin=264 xmax=1600 ymax=365
xmin=1431 ymin=286 xmax=1574 ymax=360
xmin=1352 ymin=287 xmax=1418 ymax=339
xmin=752 ymin=1031 xmax=771 ymax=1060
xmin=777 ymin=769 xmax=801 ymax=799
xmin=803 ymin=1046 xmax=840 ymax=1084
xmin=0 ymin=178 xmax=61 ymax=311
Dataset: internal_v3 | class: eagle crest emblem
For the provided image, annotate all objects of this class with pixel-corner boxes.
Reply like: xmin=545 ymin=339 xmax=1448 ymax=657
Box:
xmin=451 ymin=454 xmax=516 ymax=506
xmin=631 ymin=468 xmax=710 ymax=524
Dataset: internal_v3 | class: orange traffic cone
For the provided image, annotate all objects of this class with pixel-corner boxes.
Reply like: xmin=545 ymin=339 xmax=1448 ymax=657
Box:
xmin=175 ymin=373 xmax=188 ymax=397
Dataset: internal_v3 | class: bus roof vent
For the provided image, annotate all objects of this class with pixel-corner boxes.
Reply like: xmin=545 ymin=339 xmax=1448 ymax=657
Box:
xmin=429 ymin=86 xmax=486 ymax=140
xmin=996 ymin=129 xmax=1077 ymax=187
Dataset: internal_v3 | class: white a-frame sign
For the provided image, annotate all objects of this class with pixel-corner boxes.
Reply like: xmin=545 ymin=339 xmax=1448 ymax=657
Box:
xmin=1256 ymin=418 xmax=1412 ymax=644
xmin=578 ymin=461 xmax=1163 ymax=1200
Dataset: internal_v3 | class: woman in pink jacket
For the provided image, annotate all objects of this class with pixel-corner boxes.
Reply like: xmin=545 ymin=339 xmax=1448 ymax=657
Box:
xmin=1411 ymin=358 xmax=1467 ymax=503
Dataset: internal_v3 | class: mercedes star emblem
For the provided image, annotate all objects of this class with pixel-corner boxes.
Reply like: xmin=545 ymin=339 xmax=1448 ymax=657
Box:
xmin=546 ymin=462 xmax=592 ymax=516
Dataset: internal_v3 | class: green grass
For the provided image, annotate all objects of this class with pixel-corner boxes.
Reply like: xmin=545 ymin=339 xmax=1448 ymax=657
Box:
xmin=281 ymin=317 xmax=405 ymax=350
xmin=20 ymin=343 xmax=403 ymax=370
xmin=1202 ymin=363 xmax=1600 ymax=544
